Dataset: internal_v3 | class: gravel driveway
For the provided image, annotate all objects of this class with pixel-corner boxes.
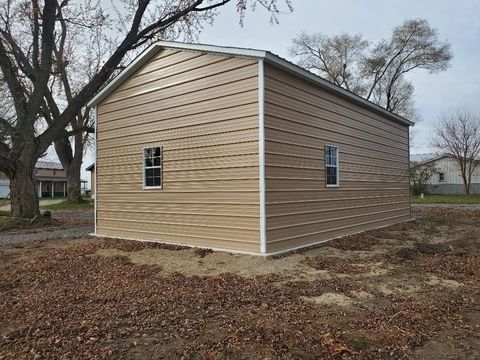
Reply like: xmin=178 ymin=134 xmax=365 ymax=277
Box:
xmin=0 ymin=210 xmax=94 ymax=246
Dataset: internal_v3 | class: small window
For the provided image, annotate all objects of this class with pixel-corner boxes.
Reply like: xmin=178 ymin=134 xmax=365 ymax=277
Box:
xmin=325 ymin=145 xmax=339 ymax=187
xmin=53 ymin=170 xmax=56 ymax=176
xmin=143 ymin=146 xmax=163 ymax=189
xmin=438 ymin=172 xmax=445 ymax=182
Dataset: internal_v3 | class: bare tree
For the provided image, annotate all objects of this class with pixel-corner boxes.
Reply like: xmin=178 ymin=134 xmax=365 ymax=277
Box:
xmin=290 ymin=19 xmax=452 ymax=119
xmin=0 ymin=0 xmax=292 ymax=218
xmin=290 ymin=32 xmax=368 ymax=95
xmin=409 ymin=161 xmax=438 ymax=195
xmin=432 ymin=109 xmax=480 ymax=194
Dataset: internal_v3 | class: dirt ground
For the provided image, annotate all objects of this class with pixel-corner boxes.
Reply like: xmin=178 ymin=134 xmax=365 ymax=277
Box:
xmin=0 ymin=207 xmax=479 ymax=359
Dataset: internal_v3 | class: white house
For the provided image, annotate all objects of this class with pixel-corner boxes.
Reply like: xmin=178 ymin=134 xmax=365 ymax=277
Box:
xmin=0 ymin=172 xmax=8 ymax=198
xmin=411 ymin=154 xmax=480 ymax=194
xmin=0 ymin=161 xmax=88 ymax=199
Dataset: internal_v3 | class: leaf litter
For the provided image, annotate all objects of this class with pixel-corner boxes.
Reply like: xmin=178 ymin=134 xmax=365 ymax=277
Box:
xmin=0 ymin=206 xmax=479 ymax=359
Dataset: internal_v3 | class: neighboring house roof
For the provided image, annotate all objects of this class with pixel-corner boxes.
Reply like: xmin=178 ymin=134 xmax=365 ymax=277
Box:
xmin=86 ymin=163 xmax=95 ymax=171
xmin=413 ymin=153 xmax=480 ymax=166
xmin=36 ymin=160 xmax=64 ymax=170
xmin=87 ymin=41 xmax=413 ymax=127
xmin=36 ymin=176 xmax=66 ymax=182
xmin=35 ymin=176 xmax=88 ymax=183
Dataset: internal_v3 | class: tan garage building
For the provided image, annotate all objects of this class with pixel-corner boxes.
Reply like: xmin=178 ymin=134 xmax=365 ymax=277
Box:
xmin=88 ymin=42 xmax=413 ymax=256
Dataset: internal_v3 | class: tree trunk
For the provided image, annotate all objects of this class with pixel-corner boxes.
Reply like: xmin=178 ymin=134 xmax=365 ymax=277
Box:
xmin=10 ymin=161 xmax=39 ymax=219
xmin=462 ymin=174 xmax=470 ymax=194
xmin=66 ymin=163 xmax=82 ymax=203
xmin=55 ymin=128 xmax=85 ymax=203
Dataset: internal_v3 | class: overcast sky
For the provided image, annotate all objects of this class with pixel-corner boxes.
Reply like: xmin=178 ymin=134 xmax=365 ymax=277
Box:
xmin=79 ymin=0 xmax=480 ymax=185
xmin=198 ymin=0 xmax=480 ymax=154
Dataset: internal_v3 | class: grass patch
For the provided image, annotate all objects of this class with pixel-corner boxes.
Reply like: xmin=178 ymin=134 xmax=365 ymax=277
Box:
xmin=412 ymin=194 xmax=480 ymax=204
xmin=40 ymin=199 xmax=93 ymax=210
xmin=0 ymin=210 xmax=11 ymax=217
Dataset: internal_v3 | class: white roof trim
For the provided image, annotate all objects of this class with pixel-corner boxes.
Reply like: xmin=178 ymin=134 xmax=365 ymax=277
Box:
xmin=87 ymin=41 xmax=413 ymax=127
xmin=154 ymin=41 xmax=267 ymax=59
xmin=87 ymin=43 xmax=160 ymax=108
xmin=263 ymin=53 xmax=413 ymax=126
xmin=413 ymin=154 xmax=447 ymax=165
xmin=416 ymin=154 xmax=480 ymax=166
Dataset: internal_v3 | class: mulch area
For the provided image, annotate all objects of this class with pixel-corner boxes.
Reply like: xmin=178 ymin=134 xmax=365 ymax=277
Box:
xmin=0 ymin=207 xmax=479 ymax=359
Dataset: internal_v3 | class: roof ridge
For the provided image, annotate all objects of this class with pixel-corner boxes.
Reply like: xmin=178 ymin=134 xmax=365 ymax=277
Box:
xmin=87 ymin=41 xmax=413 ymax=127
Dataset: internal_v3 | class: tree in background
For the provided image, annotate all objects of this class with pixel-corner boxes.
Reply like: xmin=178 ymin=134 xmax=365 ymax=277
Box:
xmin=432 ymin=109 xmax=480 ymax=194
xmin=289 ymin=19 xmax=452 ymax=120
xmin=0 ymin=0 xmax=292 ymax=218
xmin=409 ymin=161 xmax=438 ymax=196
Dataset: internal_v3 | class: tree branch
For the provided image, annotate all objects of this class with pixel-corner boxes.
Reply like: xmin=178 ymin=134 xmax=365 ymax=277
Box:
xmin=0 ymin=38 xmax=28 ymax=118
xmin=27 ymin=0 xmax=57 ymax=119
xmin=0 ymin=116 xmax=14 ymax=134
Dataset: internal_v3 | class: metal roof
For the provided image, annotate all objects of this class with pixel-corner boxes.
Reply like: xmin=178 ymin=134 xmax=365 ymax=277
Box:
xmin=36 ymin=176 xmax=88 ymax=183
xmin=35 ymin=176 xmax=67 ymax=181
xmin=87 ymin=41 xmax=413 ymax=127
xmin=36 ymin=160 xmax=64 ymax=170
xmin=414 ymin=153 xmax=480 ymax=165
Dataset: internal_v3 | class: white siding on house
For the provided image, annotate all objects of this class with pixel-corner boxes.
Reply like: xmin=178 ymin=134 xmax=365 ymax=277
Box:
xmin=429 ymin=157 xmax=480 ymax=185
xmin=426 ymin=156 xmax=480 ymax=194
xmin=0 ymin=180 xmax=9 ymax=198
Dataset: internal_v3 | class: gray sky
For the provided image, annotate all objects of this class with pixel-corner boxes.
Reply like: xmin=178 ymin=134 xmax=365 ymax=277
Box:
xmin=78 ymin=0 xmax=480 ymax=186
xmin=198 ymin=0 xmax=480 ymax=154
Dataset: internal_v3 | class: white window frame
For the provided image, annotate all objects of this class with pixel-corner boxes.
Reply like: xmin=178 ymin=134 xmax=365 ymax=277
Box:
xmin=142 ymin=145 xmax=163 ymax=190
xmin=325 ymin=144 xmax=340 ymax=188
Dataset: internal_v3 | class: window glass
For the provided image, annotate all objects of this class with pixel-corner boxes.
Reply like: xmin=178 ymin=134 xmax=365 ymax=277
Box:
xmin=325 ymin=145 xmax=339 ymax=187
xmin=144 ymin=146 xmax=162 ymax=188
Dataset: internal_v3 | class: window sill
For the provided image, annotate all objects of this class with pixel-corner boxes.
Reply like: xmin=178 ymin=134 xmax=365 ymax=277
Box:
xmin=143 ymin=186 xmax=163 ymax=190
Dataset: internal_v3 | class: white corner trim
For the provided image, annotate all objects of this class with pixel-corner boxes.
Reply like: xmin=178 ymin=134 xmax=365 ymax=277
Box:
xmin=89 ymin=217 xmax=414 ymax=258
xmin=87 ymin=41 xmax=414 ymax=126
xmin=258 ymin=60 xmax=267 ymax=254
xmin=87 ymin=42 xmax=266 ymax=108
xmin=86 ymin=41 xmax=412 ymax=127
xmin=89 ymin=233 xmax=269 ymax=257
xmin=263 ymin=52 xmax=414 ymax=127
xmin=94 ymin=106 xmax=98 ymax=235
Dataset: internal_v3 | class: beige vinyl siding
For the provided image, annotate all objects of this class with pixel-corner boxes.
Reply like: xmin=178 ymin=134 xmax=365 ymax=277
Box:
xmin=264 ymin=63 xmax=410 ymax=254
xmin=96 ymin=49 xmax=260 ymax=253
